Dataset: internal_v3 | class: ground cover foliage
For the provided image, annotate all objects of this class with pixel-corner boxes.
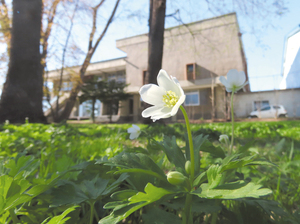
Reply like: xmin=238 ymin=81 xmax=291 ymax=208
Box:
xmin=0 ymin=120 xmax=299 ymax=223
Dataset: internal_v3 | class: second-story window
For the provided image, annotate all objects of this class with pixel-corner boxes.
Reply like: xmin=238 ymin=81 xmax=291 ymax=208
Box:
xmin=186 ymin=63 xmax=196 ymax=80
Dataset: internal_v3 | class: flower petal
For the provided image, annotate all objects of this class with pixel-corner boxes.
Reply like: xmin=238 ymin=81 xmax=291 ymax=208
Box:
xmin=142 ymin=105 xmax=173 ymax=121
xmin=234 ymin=80 xmax=248 ymax=92
xmin=219 ymin=76 xmax=229 ymax=88
xmin=132 ymin=124 xmax=140 ymax=131
xmin=151 ymin=107 xmax=173 ymax=121
xmin=157 ymin=70 xmax=182 ymax=96
xmin=130 ymin=132 xmax=138 ymax=140
xmin=226 ymin=87 xmax=233 ymax=92
xmin=171 ymin=95 xmax=186 ymax=116
xmin=127 ymin=124 xmax=139 ymax=133
xmin=127 ymin=127 xmax=135 ymax=133
xmin=226 ymin=69 xmax=239 ymax=85
xmin=227 ymin=69 xmax=246 ymax=87
xmin=141 ymin=105 xmax=164 ymax=118
xmin=139 ymin=84 xmax=165 ymax=105
xmin=236 ymin=71 xmax=246 ymax=86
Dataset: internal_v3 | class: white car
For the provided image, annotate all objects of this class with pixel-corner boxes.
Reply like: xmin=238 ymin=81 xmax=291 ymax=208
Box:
xmin=249 ymin=105 xmax=288 ymax=118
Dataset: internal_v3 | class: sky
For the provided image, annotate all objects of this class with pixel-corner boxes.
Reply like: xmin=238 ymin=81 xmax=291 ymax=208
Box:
xmin=76 ymin=0 xmax=300 ymax=92
xmin=0 ymin=0 xmax=299 ymax=92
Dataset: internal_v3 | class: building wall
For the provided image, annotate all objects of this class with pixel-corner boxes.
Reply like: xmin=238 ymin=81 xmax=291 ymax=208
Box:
xmin=235 ymin=88 xmax=300 ymax=118
xmin=116 ymin=13 xmax=247 ymax=121
xmin=117 ymin=13 xmax=247 ymax=92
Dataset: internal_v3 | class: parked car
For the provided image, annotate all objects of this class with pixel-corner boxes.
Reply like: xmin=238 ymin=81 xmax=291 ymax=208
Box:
xmin=249 ymin=105 xmax=288 ymax=118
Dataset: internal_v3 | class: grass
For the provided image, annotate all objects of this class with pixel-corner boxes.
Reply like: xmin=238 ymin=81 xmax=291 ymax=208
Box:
xmin=0 ymin=120 xmax=299 ymax=223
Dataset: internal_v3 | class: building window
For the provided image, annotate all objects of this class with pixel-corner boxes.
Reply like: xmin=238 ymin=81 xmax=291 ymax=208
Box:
xmin=186 ymin=63 xmax=196 ymax=80
xmin=184 ymin=91 xmax=200 ymax=106
xmin=61 ymin=81 xmax=73 ymax=91
xmin=102 ymin=71 xmax=126 ymax=83
xmin=254 ymin=100 xmax=269 ymax=111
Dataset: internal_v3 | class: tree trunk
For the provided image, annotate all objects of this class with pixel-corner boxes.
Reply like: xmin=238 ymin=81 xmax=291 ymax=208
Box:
xmin=145 ymin=0 xmax=166 ymax=85
xmin=143 ymin=0 xmax=166 ymax=124
xmin=0 ymin=0 xmax=46 ymax=123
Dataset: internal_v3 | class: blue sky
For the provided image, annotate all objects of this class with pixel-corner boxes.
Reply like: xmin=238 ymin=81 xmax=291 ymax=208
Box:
xmin=0 ymin=0 xmax=299 ymax=93
xmin=78 ymin=0 xmax=299 ymax=92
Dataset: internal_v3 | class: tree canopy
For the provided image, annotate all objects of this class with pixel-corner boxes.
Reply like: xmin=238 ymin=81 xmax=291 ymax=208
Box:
xmin=79 ymin=78 xmax=131 ymax=123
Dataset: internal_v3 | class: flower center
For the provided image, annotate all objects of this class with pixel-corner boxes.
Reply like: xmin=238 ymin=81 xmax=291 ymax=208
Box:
xmin=162 ymin=90 xmax=179 ymax=108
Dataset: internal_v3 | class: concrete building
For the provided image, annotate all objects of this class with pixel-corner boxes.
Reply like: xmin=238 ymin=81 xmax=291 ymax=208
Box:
xmin=234 ymin=88 xmax=300 ymax=118
xmin=47 ymin=12 xmax=249 ymax=122
xmin=280 ymin=26 xmax=300 ymax=89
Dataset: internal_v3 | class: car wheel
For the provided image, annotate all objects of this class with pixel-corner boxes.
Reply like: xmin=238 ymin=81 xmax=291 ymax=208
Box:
xmin=250 ymin=115 xmax=258 ymax=118
xmin=278 ymin=114 xmax=287 ymax=118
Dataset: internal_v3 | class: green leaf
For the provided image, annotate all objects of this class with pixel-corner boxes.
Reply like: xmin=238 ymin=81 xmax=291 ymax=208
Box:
xmin=51 ymin=174 xmax=128 ymax=207
xmin=275 ymin=138 xmax=286 ymax=154
xmin=41 ymin=206 xmax=79 ymax=224
xmin=201 ymin=140 xmax=226 ymax=159
xmin=221 ymin=154 xmax=255 ymax=172
xmin=246 ymin=159 xmax=277 ymax=167
xmin=163 ymin=196 xmax=221 ymax=213
xmin=102 ymin=173 xmax=129 ymax=196
xmin=142 ymin=207 xmax=181 ymax=224
xmin=100 ymin=183 xmax=174 ymax=224
xmin=5 ymin=155 xmax=39 ymax=180
xmin=50 ymin=181 xmax=89 ymax=207
xmin=0 ymin=175 xmax=49 ymax=215
xmin=110 ymin=189 xmax=139 ymax=201
xmin=193 ymin=172 xmax=207 ymax=187
xmin=221 ymin=154 xmax=275 ymax=172
xmin=158 ymin=136 xmax=186 ymax=174
xmin=192 ymin=181 xmax=272 ymax=199
xmin=0 ymin=176 xmax=31 ymax=214
xmin=105 ymin=153 xmax=169 ymax=190
xmin=99 ymin=202 xmax=145 ymax=224
xmin=129 ymin=183 xmax=173 ymax=203
xmin=106 ymin=153 xmax=166 ymax=179
xmin=244 ymin=199 xmax=288 ymax=219
xmin=207 ymin=165 xmax=222 ymax=189
xmin=238 ymin=140 xmax=256 ymax=154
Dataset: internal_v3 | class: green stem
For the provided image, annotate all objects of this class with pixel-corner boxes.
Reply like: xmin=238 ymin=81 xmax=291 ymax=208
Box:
xmin=183 ymin=193 xmax=192 ymax=224
xmin=275 ymin=172 xmax=281 ymax=201
xmin=180 ymin=106 xmax=195 ymax=182
xmin=211 ymin=200 xmax=219 ymax=224
xmin=211 ymin=212 xmax=218 ymax=224
xmin=229 ymin=92 xmax=235 ymax=154
xmin=9 ymin=209 xmax=19 ymax=224
xmin=180 ymin=106 xmax=195 ymax=224
xmin=89 ymin=202 xmax=95 ymax=224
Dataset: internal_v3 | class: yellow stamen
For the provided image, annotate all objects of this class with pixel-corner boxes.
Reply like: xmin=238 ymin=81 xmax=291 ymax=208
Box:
xmin=162 ymin=90 xmax=179 ymax=108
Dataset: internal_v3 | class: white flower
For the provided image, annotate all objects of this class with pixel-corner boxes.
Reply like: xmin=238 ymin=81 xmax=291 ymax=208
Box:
xmin=219 ymin=69 xmax=248 ymax=93
xmin=219 ymin=134 xmax=229 ymax=144
xmin=139 ymin=70 xmax=186 ymax=121
xmin=127 ymin=124 xmax=141 ymax=140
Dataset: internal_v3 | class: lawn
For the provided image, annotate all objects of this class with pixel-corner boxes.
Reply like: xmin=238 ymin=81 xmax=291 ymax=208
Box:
xmin=0 ymin=120 xmax=299 ymax=223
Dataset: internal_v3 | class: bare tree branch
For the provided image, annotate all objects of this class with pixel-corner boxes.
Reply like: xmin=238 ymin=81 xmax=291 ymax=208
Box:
xmin=88 ymin=0 xmax=105 ymax=51
xmin=54 ymin=0 xmax=79 ymax=121
xmin=58 ymin=0 xmax=121 ymax=121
